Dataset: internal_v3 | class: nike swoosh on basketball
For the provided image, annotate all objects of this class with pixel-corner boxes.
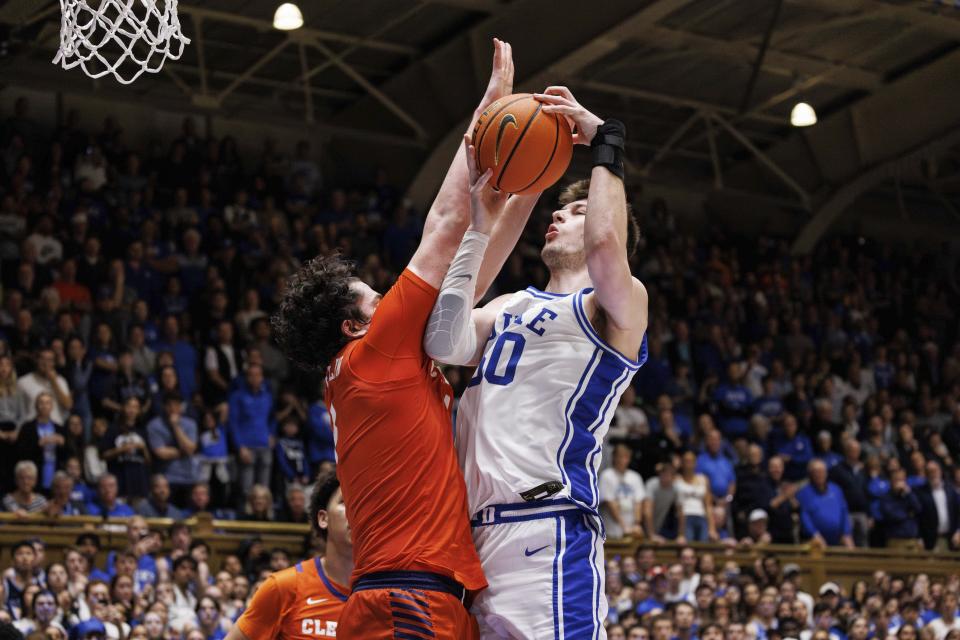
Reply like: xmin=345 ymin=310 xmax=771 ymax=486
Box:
xmin=306 ymin=596 xmax=328 ymax=605
xmin=495 ymin=113 xmax=518 ymax=165
xmin=524 ymin=545 xmax=550 ymax=557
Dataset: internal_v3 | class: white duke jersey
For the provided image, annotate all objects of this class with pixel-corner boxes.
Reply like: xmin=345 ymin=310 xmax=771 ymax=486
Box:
xmin=457 ymin=285 xmax=648 ymax=518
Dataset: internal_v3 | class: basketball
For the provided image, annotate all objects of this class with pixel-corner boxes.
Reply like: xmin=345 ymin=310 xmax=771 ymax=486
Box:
xmin=471 ymin=93 xmax=573 ymax=195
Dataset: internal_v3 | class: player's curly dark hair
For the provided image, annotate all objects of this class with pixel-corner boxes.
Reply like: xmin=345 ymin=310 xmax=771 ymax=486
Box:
xmin=271 ymin=253 xmax=365 ymax=371
xmin=309 ymin=469 xmax=340 ymax=540
xmin=559 ymin=179 xmax=641 ymax=258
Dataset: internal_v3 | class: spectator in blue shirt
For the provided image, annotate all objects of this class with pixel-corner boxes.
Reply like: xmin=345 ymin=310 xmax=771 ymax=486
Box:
xmin=85 ymin=472 xmax=136 ymax=518
xmin=46 ymin=470 xmax=86 ymax=517
xmin=713 ymin=362 xmax=753 ymax=439
xmin=773 ymin=413 xmax=813 ymax=481
xmin=65 ymin=456 xmax=95 ymax=506
xmin=650 ymin=395 xmax=693 ymax=441
xmin=878 ymin=468 xmax=922 ymax=548
xmin=227 ymin=364 xmax=274 ymax=496
xmin=752 ymin=377 xmax=784 ymax=422
xmin=697 ymin=429 xmax=736 ymax=500
xmin=152 ymin=315 xmax=198 ymax=398
xmin=275 ymin=418 xmax=308 ymax=490
xmin=74 ymin=533 xmax=112 ymax=583
xmin=634 ymin=338 xmax=673 ymax=404
xmin=198 ymin=409 xmax=230 ymax=507
xmin=796 ymin=459 xmax=854 ymax=547
xmin=146 ymin=392 xmax=200 ymax=503
xmin=815 ymin=430 xmax=843 ymax=470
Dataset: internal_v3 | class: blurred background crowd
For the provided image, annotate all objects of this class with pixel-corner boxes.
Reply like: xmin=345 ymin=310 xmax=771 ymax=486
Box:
xmin=0 ymin=92 xmax=958 ymax=639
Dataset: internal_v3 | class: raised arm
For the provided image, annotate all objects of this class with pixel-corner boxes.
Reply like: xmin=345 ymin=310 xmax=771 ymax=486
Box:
xmin=423 ymin=138 xmax=513 ymax=366
xmin=536 ymin=87 xmax=648 ymax=349
xmin=407 ymin=38 xmax=515 ymax=288
xmin=475 ymin=191 xmax=539 ymax=301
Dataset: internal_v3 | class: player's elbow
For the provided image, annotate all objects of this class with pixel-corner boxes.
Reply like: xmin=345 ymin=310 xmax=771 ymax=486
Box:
xmin=585 ymin=227 xmax=624 ymax=257
xmin=423 ymin=331 xmax=475 ymax=367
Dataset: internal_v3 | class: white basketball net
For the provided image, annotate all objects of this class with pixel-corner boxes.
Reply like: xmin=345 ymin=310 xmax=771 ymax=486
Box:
xmin=54 ymin=0 xmax=190 ymax=85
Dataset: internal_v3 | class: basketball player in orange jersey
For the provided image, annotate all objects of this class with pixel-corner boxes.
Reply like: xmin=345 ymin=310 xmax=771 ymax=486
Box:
xmin=227 ymin=471 xmax=350 ymax=639
xmin=270 ymin=39 xmax=542 ymax=639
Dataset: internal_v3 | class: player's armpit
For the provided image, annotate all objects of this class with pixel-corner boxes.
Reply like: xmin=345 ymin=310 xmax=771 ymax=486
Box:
xmin=224 ymin=625 xmax=251 ymax=640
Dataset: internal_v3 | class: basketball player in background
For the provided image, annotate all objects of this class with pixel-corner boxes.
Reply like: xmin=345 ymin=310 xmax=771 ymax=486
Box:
xmin=227 ymin=471 xmax=349 ymax=639
xmin=424 ymin=87 xmax=648 ymax=638
xmin=271 ymin=39 xmax=542 ymax=638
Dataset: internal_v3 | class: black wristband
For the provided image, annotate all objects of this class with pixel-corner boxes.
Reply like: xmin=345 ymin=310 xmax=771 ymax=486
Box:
xmin=591 ymin=118 xmax=626 ymax=180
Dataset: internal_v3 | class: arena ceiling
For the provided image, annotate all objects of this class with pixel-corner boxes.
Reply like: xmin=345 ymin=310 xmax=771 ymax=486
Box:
xmin=2 ymin=0 xmax=960 ymax=250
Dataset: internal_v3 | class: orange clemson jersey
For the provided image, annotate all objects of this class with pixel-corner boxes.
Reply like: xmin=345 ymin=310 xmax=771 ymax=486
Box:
xmin=235 ymin=557 xmax=348 ymax=638
xmin=325 ymin=269 xmax=486 ymax=593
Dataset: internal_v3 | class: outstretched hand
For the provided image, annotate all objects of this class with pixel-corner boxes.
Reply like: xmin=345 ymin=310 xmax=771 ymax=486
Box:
xmin=463 ymin=134 xmax=508 ymax=235
xmin=534 ymin=86 xmax=603 ymax=145
xmin=476 ymin=38 xmax=515 ymax=115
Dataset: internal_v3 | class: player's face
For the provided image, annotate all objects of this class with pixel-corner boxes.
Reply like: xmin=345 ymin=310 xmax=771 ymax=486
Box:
xmin=542 ymin=200 xmax=587 ymax=270
xmin=323 ymin=488 xmax=352 ymax=548
xmin=347 ymin=279 xmax=382 ymax=336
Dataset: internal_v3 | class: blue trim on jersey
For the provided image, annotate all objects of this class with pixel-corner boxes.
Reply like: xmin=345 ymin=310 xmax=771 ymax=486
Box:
xmin=525 ymin=286 xmax=568 ymax=300
xmin=314 ymin=556 xmax=348 ymax=602
xmin=295 ymin=562 xmax=303 ymax=573
xmin=552 ymin=515 xmax=562 ymax=640
xmin=586 ymin=362 xmax=634 ymax=511
xmin=563 ymin=349 xmax=632 ymax=513
xmin=585 ymin=515 xmax=603 ymax=640
xmin=470 ymin=498 xmax=582 ymax=526
xmin=556 ymin=349 xmax=601 ymax=500
xmin=572 ymin=289 xmax=649 ymax=370
xmin=560 ymin=513 xmax=601 ymax=640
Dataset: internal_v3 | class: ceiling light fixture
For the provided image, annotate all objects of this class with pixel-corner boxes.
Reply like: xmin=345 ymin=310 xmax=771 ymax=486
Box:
xmin=273 ymin=3 xmax=304 ymax=30
xmin=790 ymin=102 xmax=817 ymax=127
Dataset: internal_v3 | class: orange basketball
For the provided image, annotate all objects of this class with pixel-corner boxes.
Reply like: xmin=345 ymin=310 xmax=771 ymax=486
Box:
xmin=471 ymin=93 xmax=573 ymax=195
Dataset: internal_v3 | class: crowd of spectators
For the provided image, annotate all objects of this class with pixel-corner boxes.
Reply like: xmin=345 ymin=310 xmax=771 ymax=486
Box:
xmin=602 ymin=547 xmax=960 ymax=640
xmin=0 ymin=96 xmax=356 ymax=527
xmin=0 ymin=91 xmax=958 ymax=639
xmin=596 ymin=209 xmax=960 ymax=551
xmin=0 ymin=517 xmax=301 ymax=639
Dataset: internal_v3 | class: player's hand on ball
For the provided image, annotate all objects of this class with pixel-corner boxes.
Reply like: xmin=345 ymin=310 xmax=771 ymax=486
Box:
xmin=464 ymin=135 xmax=507 ymax=235
xmin=477 ymin=38 xmax=514 ymax=115
xmin=534 ymin=86 xmax=603 ymax=145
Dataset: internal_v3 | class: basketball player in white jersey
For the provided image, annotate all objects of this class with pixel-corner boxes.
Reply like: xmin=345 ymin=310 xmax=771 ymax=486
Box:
xmin=424 ymin=86 xmax=648 ymax=639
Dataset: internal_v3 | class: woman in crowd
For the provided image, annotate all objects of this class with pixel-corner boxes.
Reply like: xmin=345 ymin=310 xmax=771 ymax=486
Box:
xmin=242 ymin=485 xmax=273 ymax=522
xmin=676 ymin=449 xmax=716 ymax=543
xmin=195 ymin=596 xmax=228 ymax=640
